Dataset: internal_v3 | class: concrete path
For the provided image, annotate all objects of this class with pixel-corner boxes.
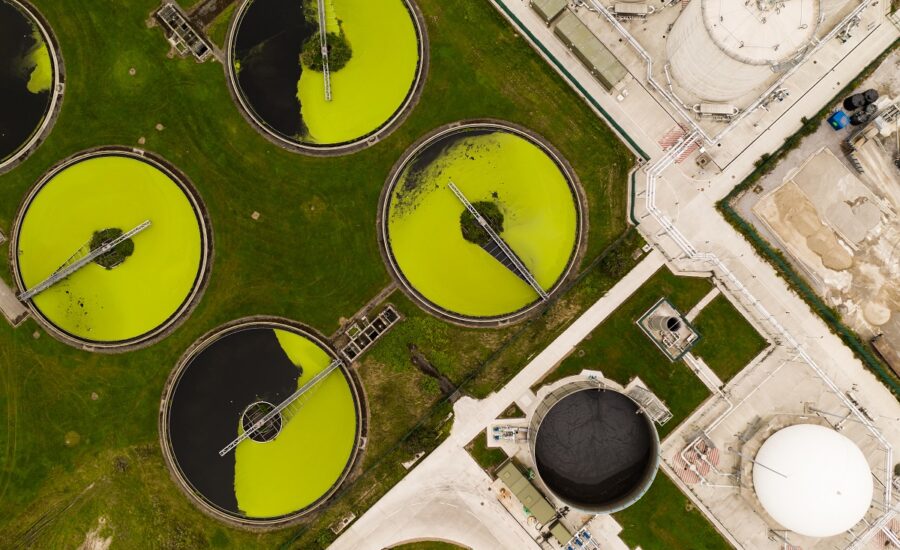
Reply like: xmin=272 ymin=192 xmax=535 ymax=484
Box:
xmin=0 ymin=274 xmax=27 ymax=327
xmin=685 ymin=287 xmax=720 ymax=322
xmin=332 ymin=251 xmax=664 ymax=549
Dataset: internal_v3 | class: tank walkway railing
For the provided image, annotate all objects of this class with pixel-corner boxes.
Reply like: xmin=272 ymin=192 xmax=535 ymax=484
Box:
xmin=447 ymin=181 xmax=549 ymax=300
xmin=218 ymin=357 xmax=343 ymax=456
xmin=626 ymin=385 xmax=673 ymax=425
xmin=18 ymin=220 xmax=152 ymax=303
xmin=317 ymin=0 xmax=332 ymax=101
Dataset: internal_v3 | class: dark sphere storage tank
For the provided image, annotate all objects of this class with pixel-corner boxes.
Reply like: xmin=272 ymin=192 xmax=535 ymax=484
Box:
xmin=530 ymin=385 xmax=659 ymax=513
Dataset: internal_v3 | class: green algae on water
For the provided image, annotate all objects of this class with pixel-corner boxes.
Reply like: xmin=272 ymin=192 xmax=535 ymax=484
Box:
xmin=296 ymin=0 xmax=418 ymax=144
xmin=234 ymin=329 xmax=357 ymax=517
xmin=386 ymin=129 xmax=579 ymax=319
xmin=16 ymin=154 xmax=203 ymax=343
xmin=25 ymin=29 xmax=51 ymax=94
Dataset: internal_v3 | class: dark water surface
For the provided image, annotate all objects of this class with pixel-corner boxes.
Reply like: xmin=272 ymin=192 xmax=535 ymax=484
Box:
xmin=534 ymin=389 xmax=656 ymax=509
xmin=168 ymin=328 xmax=301 ymax=515
xmin=233 ymin=0 xmax=313 ymax=139
xmin=0 ymin=0 xmax=51 ymax=162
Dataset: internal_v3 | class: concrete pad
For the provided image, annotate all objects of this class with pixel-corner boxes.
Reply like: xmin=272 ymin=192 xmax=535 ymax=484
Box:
xmin=0 ymin=275 xmax=28 ymax=326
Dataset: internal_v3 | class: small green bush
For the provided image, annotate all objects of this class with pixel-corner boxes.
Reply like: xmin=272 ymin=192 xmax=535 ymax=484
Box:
xmin=301 ymin=32 xmax=352 ymax=72
xmin=90 ymin=228 xmax=134 ymax=269
xmin=460 ymin=201 xmax=504 ymax=246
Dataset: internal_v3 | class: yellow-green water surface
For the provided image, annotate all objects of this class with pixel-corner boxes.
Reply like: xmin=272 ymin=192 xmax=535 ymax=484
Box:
xmin=25 ymin=29 xmax=51 ymax=93
xmin=387 ymin=129 xmax=579 ymax=318
xmin=16 ymin=154 xmax=203 ymax=342
xmin=296 ymin=0 xmax=419 ymax=144
xmin=234 ymin=329 xmax=357 ymax=517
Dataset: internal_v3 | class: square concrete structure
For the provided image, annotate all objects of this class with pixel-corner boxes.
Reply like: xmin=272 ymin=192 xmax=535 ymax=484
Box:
xmin=554 ymin=11 xmax=627 ymax=91
xmin=530 ymin=0 xmax=566 ymax=24
xmin=636 ymin=297 xmax=699 ymax=361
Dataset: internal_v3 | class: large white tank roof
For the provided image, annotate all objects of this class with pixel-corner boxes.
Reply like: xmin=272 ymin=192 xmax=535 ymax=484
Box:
xmin=753 ymin=424 xmax=873 ymax=538
xmin=703 ymin=0 xmax=819 ymax=65
xmin=666 ymin=0 xmax=822 ymax=102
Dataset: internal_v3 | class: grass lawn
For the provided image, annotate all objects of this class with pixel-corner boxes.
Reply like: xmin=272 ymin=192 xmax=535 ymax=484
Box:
xmin=0 ymin=0 xmax=634 ymax=547
xmin=691 ymin=294 xmax=768 ymax=383
xmin=498 ymin=402 xmax=525 ymax=418
xmin=205 ymin=3 xmax=237 ymax=49
xmin=532 ymin=267 xmax=715 ymax=438
xmin=465 ymin=434 xmax=509 ymax=476
xmin=613 ymin=474 xmax=730 ymax=550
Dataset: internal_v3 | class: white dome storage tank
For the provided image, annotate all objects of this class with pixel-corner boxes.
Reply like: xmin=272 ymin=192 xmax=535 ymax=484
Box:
xmin=666 ymin=0 xmax=820 ymax=102
xmin=752 ymin=424 xmax=873 ymax=538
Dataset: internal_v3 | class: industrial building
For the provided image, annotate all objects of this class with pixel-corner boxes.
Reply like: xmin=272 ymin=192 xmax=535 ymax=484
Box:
xmin=552 ymin=11 xmax=627 ymax=91
xmin=529 ymin=0 xmax=566 ymax=25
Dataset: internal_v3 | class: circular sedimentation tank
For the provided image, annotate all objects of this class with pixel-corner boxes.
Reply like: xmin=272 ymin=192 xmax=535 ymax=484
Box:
xmin=380 ymin=122 xmax=585 ymax=325
xmin=227 ymin=0 xmax=426 ymax=154
xmin=10 ymin=148 xmax=212 ymax=350
xmin=529 ymin=384 xmax=659 ymax=513
xmin=0 ymin=0 xmax=62 ymax=172
xmin=160 ymin=319 xmax=365 ymax=527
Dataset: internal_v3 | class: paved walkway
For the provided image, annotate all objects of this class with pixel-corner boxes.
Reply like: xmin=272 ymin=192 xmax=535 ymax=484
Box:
xmin=0 ymin=273 xmax=27 ymax=327
xmin=332 ymin=251 xmax=664 ymax=549
xmin=685 ymin=287 xmax=720 ymax=322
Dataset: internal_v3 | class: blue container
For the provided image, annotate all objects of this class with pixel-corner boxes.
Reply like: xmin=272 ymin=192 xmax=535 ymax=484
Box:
xmin=828 ymin=110 xmax=849 ymax=130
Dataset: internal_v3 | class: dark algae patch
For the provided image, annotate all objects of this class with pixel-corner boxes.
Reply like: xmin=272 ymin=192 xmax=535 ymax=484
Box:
xmin=233 ymin=0 xmax=312 ymax=139
xmin=167 ymin=328 xmax=301 ymax=516
xmin=0 ymin=0 xmax=53 ymax=162
xmin=90 ymin=228 xmax=134 ymax=270
xmin=164 ymin=323 xmax=360 ymax=521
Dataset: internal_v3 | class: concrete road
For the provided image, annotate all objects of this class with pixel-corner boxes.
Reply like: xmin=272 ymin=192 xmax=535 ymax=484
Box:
xmin=332 ymin=251 xmax=664 ymax=550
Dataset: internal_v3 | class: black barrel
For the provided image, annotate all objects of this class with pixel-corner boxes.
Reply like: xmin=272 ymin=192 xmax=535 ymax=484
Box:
xmin=863 ymin=89 xmax=879 ymax=105
xmin=843 ymin=93 xmax=865 ymax=111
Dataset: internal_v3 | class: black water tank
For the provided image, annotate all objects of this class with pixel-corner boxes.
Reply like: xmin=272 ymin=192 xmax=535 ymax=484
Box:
xmin=533 ymin=388 xmax=659 ymax=513
xmin=863 ymin=89 xmax=879 ymax=105
xmin=843 ymin=93 xmax=865 ymax=111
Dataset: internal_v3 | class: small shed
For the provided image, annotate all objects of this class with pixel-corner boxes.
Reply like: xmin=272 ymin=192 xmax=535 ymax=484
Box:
xmin=548 ymin=521 xmax=573 ymax=545
xmin=530 ymin=0 xmax=567 ymax=24
xmin=496 ymin=461 xmax=556 ymax=525
xmin=554 ymin=11 xmax=627 ymax=91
